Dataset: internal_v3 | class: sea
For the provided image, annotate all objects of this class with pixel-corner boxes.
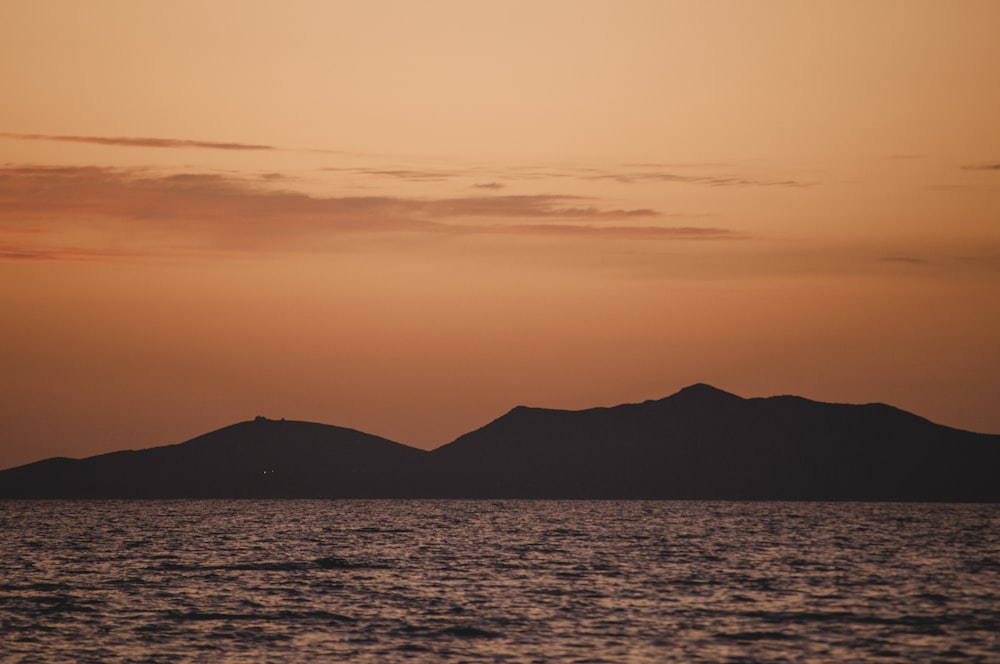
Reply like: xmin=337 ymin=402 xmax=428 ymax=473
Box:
xmin=1 ymin=500 xmax=998 ymax=663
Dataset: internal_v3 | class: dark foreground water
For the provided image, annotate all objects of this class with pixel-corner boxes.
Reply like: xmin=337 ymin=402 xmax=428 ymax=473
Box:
xmin=1 ymin=501 xmax=998 ymax=663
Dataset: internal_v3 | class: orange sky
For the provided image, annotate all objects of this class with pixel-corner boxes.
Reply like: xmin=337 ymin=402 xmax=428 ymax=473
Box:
xmin=2 ymin=1 xmax=999 ymax=469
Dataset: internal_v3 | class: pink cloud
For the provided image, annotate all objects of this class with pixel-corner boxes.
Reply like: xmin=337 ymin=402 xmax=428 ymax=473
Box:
xmin=0 ymin=132 xmax=274 ymax=151
xmin=0 ymin=165 xmax=733 ymax=260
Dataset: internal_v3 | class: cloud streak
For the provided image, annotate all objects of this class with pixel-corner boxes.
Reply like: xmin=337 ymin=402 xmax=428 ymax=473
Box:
xmin=493 ymin=224 xmax=733 ymax=239
xmin=486 ymin=164 xmax=809 ymax=188
xmin=324 ymin=167 xmax=460 ymax=182
xmin=1 ymin=131 xmax=809 ymax=191
xmin=0 ymin=165 xmax=732 ymax=260
xmin=422 ymin=195 xmax=656 ymax=219
xmin=584 ymin=170 xmax=808 ymax=187
xmin=962 ymin=163 xmax=1000 ymax=171
xmin=0 ymin=243 xmax=146 ymax=261
xmin=324 ymin=162 xmax=809 ymax=188
xmin=0 ymin=132 xmax=275 ymax=151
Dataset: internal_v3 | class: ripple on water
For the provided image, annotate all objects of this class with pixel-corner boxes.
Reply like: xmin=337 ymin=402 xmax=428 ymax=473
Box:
xmin=0 ymin=500 xmax=998 ymax=662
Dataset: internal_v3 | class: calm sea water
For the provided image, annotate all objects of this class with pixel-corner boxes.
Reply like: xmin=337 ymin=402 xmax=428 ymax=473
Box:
xmin=1 ymin=500 xmax=998 ymax=663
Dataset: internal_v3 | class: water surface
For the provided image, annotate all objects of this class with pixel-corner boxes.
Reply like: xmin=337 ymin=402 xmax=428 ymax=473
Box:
xmin=1 ymin=500 xmax=997 ymax=662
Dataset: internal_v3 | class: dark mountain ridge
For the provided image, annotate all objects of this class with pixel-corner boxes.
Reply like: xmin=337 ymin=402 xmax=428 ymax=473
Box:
xmin=0 ymin=418 xmax=425 ymax=498
xmin=2 ymin=385 xmax=998 ymax=500
xmin=429 ymin=384 xmax=996 ymax=500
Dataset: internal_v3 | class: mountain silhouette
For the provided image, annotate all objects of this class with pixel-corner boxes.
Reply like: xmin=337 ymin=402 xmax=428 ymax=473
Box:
xmin=2 ymin=386 xmax=998 ymax=500
xmin=426 ymin=384 xmax=999 ymax=500
xmin=0 ymin=418 xmax=425 ymax=498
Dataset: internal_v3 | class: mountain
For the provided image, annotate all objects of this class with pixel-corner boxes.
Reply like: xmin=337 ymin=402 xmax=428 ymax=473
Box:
xmin=426 ymin=384 xmax=1000 ymax=500
xmin=2 ymin=385 xmax=998 ymax=500
xmin=0 ymin=418 xmax=426 ymax=498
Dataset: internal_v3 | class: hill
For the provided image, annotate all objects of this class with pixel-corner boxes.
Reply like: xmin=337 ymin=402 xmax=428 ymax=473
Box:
xmin=425 ymin=384 xmax=1000 ymax=500
xmin=0 ymin=418 xmax=426 ymax=498
xmin=2 ymin=385 xmax=998 ymax=500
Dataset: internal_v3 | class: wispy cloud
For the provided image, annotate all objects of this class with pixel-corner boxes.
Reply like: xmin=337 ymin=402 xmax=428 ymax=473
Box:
xmin=0 ymin=132 xmax=275 ymax=151
xmin=0 ymin=243 xmax=146 ymax=261
xmin=324 ymin=167 xmax=460 ymax=182
xmin=325 ymin=161 xmax=809 ymax=189
xmin=0 ymin=165 xmax=731 ymax=260
xmin=321 ymin=161 xmax=809 ymax=191
xmin=961 ymin=163 xmax=1000 ymax=171
xmin=0 ymin=166 xmax=653 ymax=223
xmin=621 ymin=161 xmax=734 ymax=169
xmin=0 ymin=166 xmax=432 ymax=235
xmin=584 ymin=170 xmax=808 ymax=187
xmin=421 ymin=195 xmax=655 ymax=219
xmin=493 ymin=224 xmax=733 ymax=239
xmin=487 ymin=164 xmax=809 ymax=188
xmin=876 ymin=254 xmax=1000 ymax=275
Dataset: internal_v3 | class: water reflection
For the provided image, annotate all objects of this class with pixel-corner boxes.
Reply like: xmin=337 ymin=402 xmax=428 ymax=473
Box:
xmin=1 ymin=500 xmax=997 ymax=662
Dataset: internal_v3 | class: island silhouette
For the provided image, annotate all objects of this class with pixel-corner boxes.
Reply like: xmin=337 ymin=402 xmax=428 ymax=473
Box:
xmin=2 ymin=384 xmax=998 ymax=501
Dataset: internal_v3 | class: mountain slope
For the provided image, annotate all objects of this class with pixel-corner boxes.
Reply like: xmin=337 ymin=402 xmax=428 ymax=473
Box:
xmin=425 ymin=384 xmax=1000 ymax=500
xmin=0 ymin=418 xmax=427 ymax=498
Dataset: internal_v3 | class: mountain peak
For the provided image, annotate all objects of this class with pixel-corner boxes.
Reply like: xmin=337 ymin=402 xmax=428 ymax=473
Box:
xmin=671 ymin=383 xmax=742 ymax=400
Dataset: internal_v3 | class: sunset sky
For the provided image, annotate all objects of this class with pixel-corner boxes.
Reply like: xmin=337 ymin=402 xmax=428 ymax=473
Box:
xmin=2 ymin=1 xmax=999 ymax=469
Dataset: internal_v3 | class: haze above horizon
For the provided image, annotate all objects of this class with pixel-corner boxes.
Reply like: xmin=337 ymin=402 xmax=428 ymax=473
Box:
xmin=2 ymin=1 xmax=999 ymax=470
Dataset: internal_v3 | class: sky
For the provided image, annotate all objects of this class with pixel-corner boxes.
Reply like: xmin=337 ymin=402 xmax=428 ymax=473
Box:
xmin=2 ymin=0 xmax=999 ymax=469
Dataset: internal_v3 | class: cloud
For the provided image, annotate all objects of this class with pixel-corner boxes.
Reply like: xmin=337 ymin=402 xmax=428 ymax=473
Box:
xmin=0 ymin=245 xmax=46 ymax=260
xmin=0 ymin=166 xmax=436 ymax=257
xmin=324 ymin=167 xmax=460 ymax=182
xmin=962 ymin=163 xmax=1000 ymax=171
xmin=621 ymin=161 xmax=733 ymax=168
xmin=488 ymin=164 xmax=809 ymax=187
xmin=879 ymin=256 xmax=931 ymax=265
xmin=493 ymin=224 xmax=734 ymax=239
xmin=322 ymin=161 xmax=808 ymax=189
xmin=875 ymin=254 xmax=1000 ymax=276
xmin=421 ymin=195 xmax=656 ymax=219
xmin=0 ymin=243 xmax=146 ymax=261
xmin=0 ymin=167 xmax=652 ymax=223
xmin=0 ymin=132 xmax=274 ymax=151
xmin=585 ymin=170 xmax=808 ymax=187
xmin=922 ymin=184 xmax=988 ymax=191
xmin=0 ymin=165 xmax=732 ymax=260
